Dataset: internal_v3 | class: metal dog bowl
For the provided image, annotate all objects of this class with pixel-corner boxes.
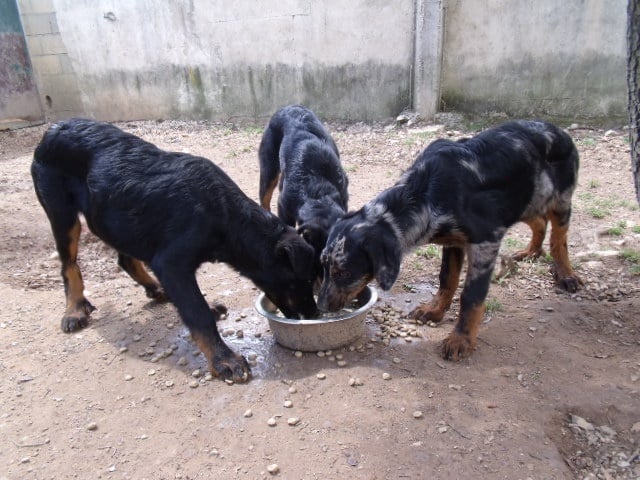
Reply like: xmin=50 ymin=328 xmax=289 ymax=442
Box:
xmin=255 ymin=286 xmax=378 ymax=352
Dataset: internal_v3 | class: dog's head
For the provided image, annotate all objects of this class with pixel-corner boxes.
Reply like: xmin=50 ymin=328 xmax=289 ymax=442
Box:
xmin=317 ymin=211 xmax=402 ymax=312
xmin=256 ymin=228 xmax=318 ymax=319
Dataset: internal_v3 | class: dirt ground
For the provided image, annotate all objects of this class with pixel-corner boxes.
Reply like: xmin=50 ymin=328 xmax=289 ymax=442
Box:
xmin=1 ymin=115 xmax=639 ymax=480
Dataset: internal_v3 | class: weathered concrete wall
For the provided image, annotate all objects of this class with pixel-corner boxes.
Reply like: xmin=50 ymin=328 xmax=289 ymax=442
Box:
xmin=14 ymin=0 xmax=628 ymax=123
xmin=0 ymin=0 xmax=43 ymax=128
xmin=440 ymin=0 xmax=627 ymax=122
xmin=19 ymin=0 xmax=415 ymax=122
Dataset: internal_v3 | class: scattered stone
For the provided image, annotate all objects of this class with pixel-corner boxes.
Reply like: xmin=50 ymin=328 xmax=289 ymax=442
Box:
xmin=267 ymin=463 xmax=280 ymax=475
xmin=382 ymin=372 xmax=392 ymax=380
xmin=337 ymin=360 xmax=347 ymax=367
xmin=287 ymin=417 xmax=300 ymax=426
xmin=124 ymin=374 xmax=134 ymax=381
xmin=87 ymin=422 xmax=98 ymax=431
xmin=288 ymin=386 xmax=297 ymax=394
xmin=243 ymin=409 xmax=253 ymax=418
xmin=283 ymin=400 xmax=293 ymax=408
xmin=316 ymin=373 xmax=326 ymax=380
xmin=413 ymin=411 xmax=423 ymax=419
xmin=165 ymin=380 xmax=174 ymax=388
xmin=294 ymin=351 xmax=303 ymax=358
xmin=267 ymin=417 xmax=277 ymax=427
xmin=188 ymin=380 xmax=199 ymax=388
xmin=192 ymin=369 xmax=202 ymax=378
xmin=349 ymin=377 xmax=364 ymax=387
xmin=177 ymin=356 xmax=188 ymax=366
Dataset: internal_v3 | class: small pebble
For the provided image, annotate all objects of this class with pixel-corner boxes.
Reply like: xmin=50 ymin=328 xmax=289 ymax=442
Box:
xmin=335 ymin=354 xmax=344 ymax=360
xmin=165 ymin=380 xmax=174 ymax=387
xmin=166 ymin=322 xmax=174 ymax=328
xmin=204 ymin=373 xmax=213 ymax=381
xmin=382 ymin=372 xmax=392 ymax=380
xmin=236 ymin=330 xmax=244 ymax=339
xmin=188 ymin=380 xmax=199 ymax=388
xmin=337 ymin=360 xmax=347 ymax=367
xmin=393 ymin=357 xmax=401 ymax=364
xmin=316 ymin=373 xmax=326 ymax=380
xmin=267 ymin=417 xmax=277 ymax=427
xmin=288 ymin=386 xmax=297 ymax=394
xmin=177 ymin=356 xmax=188 ymax=366
xmin=87 ymin=422 xmax=98 ymax=431
xmin=133 ymin=334 xmax=142 ymax=342
xmin=413 ymin=411 xmax=423 ymax=419
xmin=243 ymin=409 xmax=253 ymax=418
xmin=147 ymin=369 xmax=156 ymax=376
xmin=294 ymin=351 xmax=303 ymax=358
xmin=283 ymin=400 xmax=293 ymax=408
xmin=119 ymin=347 xmax=128 ymax=354
xmin=267 ymin=463 xmax=280 ymax=475
xmin=248 ymin=353 xmax=258 ymax=361
xmin=316 ymin=351 xmax=325 ymax=358
xmin=124 ymin=374 xmax=134 ymax=381
xmin=287 ymin=417 xmax=300 ymax=426
xmin=192 ymin=369 xmax=202 ymax=378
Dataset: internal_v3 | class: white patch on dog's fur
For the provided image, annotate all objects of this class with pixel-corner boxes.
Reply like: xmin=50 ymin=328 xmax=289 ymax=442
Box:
xmin=465 ymin=240 xmax=502 ymax=283
xmin=459 ymin=159 xmax=484 ymax=181
xmin=521 ymin=171 xmax=554 ymax=219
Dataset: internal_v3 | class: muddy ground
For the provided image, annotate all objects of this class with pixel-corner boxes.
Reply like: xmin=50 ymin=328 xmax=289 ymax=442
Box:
xmin=1 ymin=115 xmax=639 ymax=480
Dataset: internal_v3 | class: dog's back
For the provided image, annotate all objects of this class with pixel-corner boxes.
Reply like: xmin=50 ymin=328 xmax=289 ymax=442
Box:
xmin=258 ymin=105 xmax=348 ymax=259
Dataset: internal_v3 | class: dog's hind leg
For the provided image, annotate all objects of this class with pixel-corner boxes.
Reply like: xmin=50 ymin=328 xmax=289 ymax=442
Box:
xmin=258 ymin=130 xmax=281 ymax=211
xmin=548 ymin=209 xmax=583 ymax=293
xmin=441 ymin=241 xmax=500 ymax=361
xmin=410 ymin=246 xmax=464 ymax=323
xmin=117 ymin=254 xmax=168 ymax=302
xmin=151 ymin=259 xmax=251 ymax=382
xmin=512 ymin=215 xmax=547 ymax=261
xmin=55 ymin=218 xmax=95 ymax=332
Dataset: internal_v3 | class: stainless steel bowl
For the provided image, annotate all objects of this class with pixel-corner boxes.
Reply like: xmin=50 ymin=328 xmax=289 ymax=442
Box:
xmin=254 ymin=286 xmax=378 ymax=352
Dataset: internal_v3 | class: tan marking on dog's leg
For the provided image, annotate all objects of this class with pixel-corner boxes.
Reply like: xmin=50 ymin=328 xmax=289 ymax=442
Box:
xmin=441 ymin=302 xmax=484 ymax=361
xmin=548 ymin=211 xmax=582 ymax=292
xmin=61 ymin=220 xmax=93 ymax=331
xmin=411 ymin=247 xmax=463 ymax=323
xmin=513 ymin=215 xmax=547 ymax=260
xmin=118 ymin=255 xmax=167 ymax=301
xmin=259 ymin=176 xmax=279 ymax=212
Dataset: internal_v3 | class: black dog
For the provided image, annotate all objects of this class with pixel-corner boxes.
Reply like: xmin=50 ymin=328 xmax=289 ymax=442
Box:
xmin=31 ymin=119 xmax=318 ymax=382
xmin=258 ymin=105 xmax=348 ymax=278
xmin=317 ymin=120 xmax=582 ymax=360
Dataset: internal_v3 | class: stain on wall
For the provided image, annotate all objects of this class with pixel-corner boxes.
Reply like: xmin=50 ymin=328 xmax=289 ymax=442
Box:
xmin=0 ymin=0 xmax=44 ymax=126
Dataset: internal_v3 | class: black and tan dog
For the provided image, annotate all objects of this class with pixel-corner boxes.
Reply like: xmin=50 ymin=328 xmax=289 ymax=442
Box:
xmin=31 ymin=119 xmax=318 ymax=383
xmin=317 ymin=120 xmax=583 ymax=361
xmin=259 ymin=105 xmax=349 ymax=278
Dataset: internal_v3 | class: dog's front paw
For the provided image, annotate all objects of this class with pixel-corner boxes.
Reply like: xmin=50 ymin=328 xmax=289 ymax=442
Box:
xmin=410 ymin=303 xmax=445 ymax=324
xmin=61 ymin=300 xmax=95 ymax=332
xmin=441 ymin=331 xmax=477 ymax=361
xmin=210 ymin=303 xmax=228 ymax=317
xmin=555 ymin=274 xmax=583 ymax=293
xmin=211 ymin=351 xmax=251 ymax=383
xmin=144 ymin=283 xmax=169 ymax=302
xmin=512 ymin=247 xmax=545 ymax=261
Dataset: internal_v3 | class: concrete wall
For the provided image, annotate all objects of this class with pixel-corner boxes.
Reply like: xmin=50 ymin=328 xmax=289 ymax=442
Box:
xmin=440 ymin=0 xmax=627 ymax=121
xmin=0 ymin=0 xmax=43 ymax=128
xmin=19 ymin=0 xmax=415 ymax=122
xmin=13 ymin=0 xmax=628 ymax=124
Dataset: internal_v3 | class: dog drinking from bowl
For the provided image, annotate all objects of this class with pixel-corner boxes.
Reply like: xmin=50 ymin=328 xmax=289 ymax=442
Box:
xmin=259 ymin=105 xmax=349 ymax=284
xmin=317 ymin=120 xmax=583 ymax=361
xmin=31 ymin=119 xmax=318 ymax=383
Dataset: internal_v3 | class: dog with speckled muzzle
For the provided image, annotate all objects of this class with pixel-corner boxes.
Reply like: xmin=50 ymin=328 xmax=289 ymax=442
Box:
xmin=317 ymin=120 xmax=582 ymax=361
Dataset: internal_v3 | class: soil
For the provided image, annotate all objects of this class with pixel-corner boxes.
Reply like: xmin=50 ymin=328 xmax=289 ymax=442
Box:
xmin=1 ymin=116 xmax=639 ymax=480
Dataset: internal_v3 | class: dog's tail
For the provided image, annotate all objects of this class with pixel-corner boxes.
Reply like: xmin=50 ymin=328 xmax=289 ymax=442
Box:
xmin=258 ymin=117 xmax=286 ymax=210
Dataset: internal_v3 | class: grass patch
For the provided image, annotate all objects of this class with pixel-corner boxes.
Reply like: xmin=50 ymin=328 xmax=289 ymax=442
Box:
xmin=633 ymin=225 xmax=640 ymax=234
xmin=619 ymin=248 xmax=640 ymax=275
xmin=588 ymin=179 xmax=600 ymax=189
xmin=415 ymin=245 xmax=441 ymax=259
xmin=503 ymin=237 xmax=525 ymax=250
xmin=485 ymin=297 xmax=503 ymax=314
xmin=606 ymin=220 xmax=627 ymax=236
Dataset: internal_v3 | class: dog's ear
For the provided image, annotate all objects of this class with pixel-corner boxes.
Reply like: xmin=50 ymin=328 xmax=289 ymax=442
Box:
xmin=297 ymin=223 xmax=327 ymax=253
xmin=277 ymin=234 xmax=315 ymax=277
xmin=365 ymin=231 xmax=401 ymax=291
